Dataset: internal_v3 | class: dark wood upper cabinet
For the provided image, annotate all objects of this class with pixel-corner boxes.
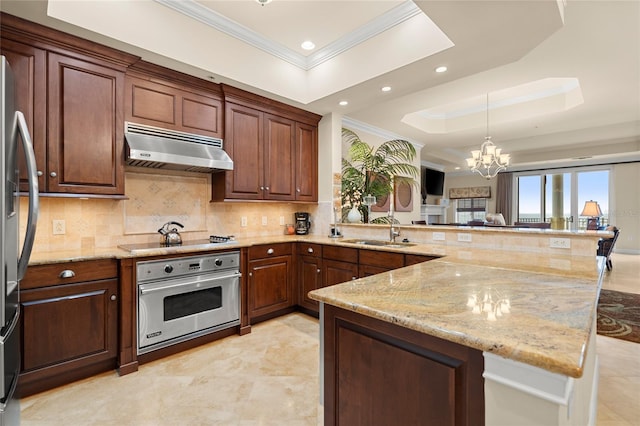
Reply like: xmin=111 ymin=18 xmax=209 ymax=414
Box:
xmin=295 ymin=122 xmax=318 ymax=202
xmin=264 ymin=113 xmax=296 ymax=200
xmin=47 ymin=52 xmax=125 ymax=194
xmin=221 ymin=102 xmax=264 ymax=199
xmin=212 ymin=85 xmax=321 ymax=202
xmin=0 ymin=38 xmax=47 ymax=192
xmin=0 ymin=13 xmax=138 ymax=197
xmin=124 ymin=61 xmax=223 ymax=139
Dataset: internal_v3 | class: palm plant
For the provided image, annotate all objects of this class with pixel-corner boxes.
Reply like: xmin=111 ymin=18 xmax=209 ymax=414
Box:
xmin=341 ymin=128 xmax=419 ymax=222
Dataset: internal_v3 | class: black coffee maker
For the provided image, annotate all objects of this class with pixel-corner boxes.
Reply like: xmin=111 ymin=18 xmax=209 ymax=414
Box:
xmin=295 ymin=212 xmax=311 ymax=235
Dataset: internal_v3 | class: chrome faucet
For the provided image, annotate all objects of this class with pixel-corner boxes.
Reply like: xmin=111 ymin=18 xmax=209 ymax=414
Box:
xmin=389 ymin=210 xmax=400 ymax=242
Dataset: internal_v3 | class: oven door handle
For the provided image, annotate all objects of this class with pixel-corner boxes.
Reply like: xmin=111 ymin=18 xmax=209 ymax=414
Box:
xmin=139 ymin=272 xmax=242 ymax=296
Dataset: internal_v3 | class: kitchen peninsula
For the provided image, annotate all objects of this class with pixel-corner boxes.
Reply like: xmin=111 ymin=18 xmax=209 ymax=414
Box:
xmin=309 ymin=230 xmax=604 ymax=426
xmin=22 ymin=225 xmax=606 ymax=424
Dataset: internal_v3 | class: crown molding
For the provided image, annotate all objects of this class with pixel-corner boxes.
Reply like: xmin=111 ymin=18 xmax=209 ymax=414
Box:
xmin=342 ymin=116 xmax=424 ymax=150
xmin=154 ymin=0 xmax=421 ymax=71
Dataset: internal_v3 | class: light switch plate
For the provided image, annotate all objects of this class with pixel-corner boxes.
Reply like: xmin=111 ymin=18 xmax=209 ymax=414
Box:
xmin=432 ymin=232 xmax=445 ymax=241
xmin=262 ymin=216 xmax=268 ymax=226
xmin=241 ymin=217 xmax=247 ymax=227
xmin=549 ymin=238 xmax=570 ymax=249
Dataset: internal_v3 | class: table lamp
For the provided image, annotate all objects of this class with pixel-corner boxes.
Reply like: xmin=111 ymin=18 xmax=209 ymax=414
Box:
xmin=581 ymin=200 xmax=602 ymax=230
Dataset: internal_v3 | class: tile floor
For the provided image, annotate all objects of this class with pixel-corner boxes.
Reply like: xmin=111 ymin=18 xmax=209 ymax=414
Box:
xmin=20 ymin=253 xmax=640 ymax=425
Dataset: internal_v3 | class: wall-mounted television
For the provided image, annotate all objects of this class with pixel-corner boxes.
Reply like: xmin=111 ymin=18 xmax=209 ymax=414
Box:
xmin=423 ymin=167 xmax=445 ymax=196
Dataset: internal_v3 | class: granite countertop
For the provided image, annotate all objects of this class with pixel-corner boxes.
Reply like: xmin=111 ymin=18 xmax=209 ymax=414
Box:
xmin=29 ymin=233 xmax=603 ymax=377
xmin=309 ymin=257 xmax=604 ymax=378
xmin=28 ymin=234 xmax=602 ymax=280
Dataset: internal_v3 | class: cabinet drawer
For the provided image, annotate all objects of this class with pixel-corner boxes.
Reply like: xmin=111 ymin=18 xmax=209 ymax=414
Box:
xmin=248 ymin=243 xmax=293 ymax=259
xmin=359 ymin=249 xmax=404 ymax=269
xmin=297 ymin=243 xmax=322 ymax=257
xmin=323 ymin=245 xmax=358 ymax=263
xmin=22 ymin=259 xmax=118 ymax=290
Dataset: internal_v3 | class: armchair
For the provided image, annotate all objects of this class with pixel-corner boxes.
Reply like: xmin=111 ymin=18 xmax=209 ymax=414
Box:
xmin=597 ymin=226 xmax=620 ymax=271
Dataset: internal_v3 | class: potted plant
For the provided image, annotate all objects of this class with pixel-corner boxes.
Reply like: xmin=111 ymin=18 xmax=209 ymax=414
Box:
xmin=341 ymin=128 xmax=419 ymax=223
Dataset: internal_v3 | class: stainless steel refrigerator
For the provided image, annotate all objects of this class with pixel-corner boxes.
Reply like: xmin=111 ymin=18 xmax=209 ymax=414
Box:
xmin=1 ymin=55 xmax=39 ymax=425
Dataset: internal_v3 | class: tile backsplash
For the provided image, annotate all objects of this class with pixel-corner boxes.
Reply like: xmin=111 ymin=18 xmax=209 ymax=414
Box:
xmin=20 ymin=170 xmax=324 ymax=253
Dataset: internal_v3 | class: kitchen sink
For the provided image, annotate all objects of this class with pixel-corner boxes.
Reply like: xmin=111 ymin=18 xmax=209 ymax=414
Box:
xmin=341 ymin=239 xmax=417 ymax=248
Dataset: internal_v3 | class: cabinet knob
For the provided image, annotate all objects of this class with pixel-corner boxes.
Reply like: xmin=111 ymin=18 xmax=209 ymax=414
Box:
xmin=110 ymin=294 xmax=117 ymax=301
xmin=352 ymin=276 xmax=357 ymax=280
xmin=50 ymin=171 xmax=57 ymax=178
xmin=59 ymin=269 xmax=75 ymax=279
xmin=265 ymin=186 xmax=269 ymax=191
xmin=297 ymin=188 xmax=301 ymax=193
xmin=37 ymin=170 xmax=43 ymax=177
xmin=249 ymin=272 xmax=253 ymax=277
xmin=260 ymin=186 xmax=264 ymax=191
xmin=267 ymin=248 xmax=274 ymax=255
xmin=317 ymin=269 xmax=321 ymax=274
xmin=307 ymin=247 xmax=314 ymax=253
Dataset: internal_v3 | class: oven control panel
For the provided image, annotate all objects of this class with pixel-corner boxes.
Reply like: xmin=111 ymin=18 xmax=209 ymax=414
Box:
xmin=136 ymin=251 xmax=240 ymax=283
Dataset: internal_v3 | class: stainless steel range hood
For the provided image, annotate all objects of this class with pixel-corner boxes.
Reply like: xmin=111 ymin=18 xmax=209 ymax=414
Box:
xmin=124 ymin=122 xmax=233 ymax=173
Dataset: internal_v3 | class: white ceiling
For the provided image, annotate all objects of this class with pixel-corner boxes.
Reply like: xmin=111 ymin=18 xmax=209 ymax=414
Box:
xmin=2 ymin=0 xmax=639 ymax=173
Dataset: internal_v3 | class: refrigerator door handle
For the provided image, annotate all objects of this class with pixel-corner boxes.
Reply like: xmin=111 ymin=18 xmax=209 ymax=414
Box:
xmin=16 ymin=111 xmax=39 ymax=282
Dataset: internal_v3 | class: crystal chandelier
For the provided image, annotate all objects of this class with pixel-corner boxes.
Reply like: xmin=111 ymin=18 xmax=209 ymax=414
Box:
xmin=466 ymin=94 xmax=510 ymax=179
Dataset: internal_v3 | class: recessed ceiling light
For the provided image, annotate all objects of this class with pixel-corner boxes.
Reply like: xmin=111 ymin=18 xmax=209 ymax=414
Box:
xmin=454 ymin=166 xmax=460 ymax=170
xmin=435 ymin=66 xmax=448 ymax=73
xmin=301 ymin=40 xmax=315 ymax=51
xmin=381 ymin=86 xmax=391 ymax=92
xmin=255 ymin=0 xmax=272 ymax=5
xmin=339 ymin=100 xmax=348 ymax=106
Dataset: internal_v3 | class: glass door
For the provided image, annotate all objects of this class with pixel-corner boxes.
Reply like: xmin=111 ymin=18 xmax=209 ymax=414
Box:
xmin=577 ymin=170 xmax=610 ymax=230
xmin=516 ymin=175 xmax=542 ymax=224
xmin=545 ymin=173 xmax=571 ymax=230
xmin=515 ymin=167 xmax=610 ymax=230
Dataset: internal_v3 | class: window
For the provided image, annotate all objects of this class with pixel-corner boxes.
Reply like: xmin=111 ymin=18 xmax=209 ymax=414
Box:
xmin=456 ymin=198 xmax=487 ymax=223
xmin=514 ymin=166 xmax=610 ymax=230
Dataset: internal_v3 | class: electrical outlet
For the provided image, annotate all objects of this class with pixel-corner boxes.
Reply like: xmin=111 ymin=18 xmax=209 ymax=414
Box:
xmin=549 ymin=237 xmax=571 ymax=249
xmin=457 ymin=233 xmax=472 ymax=242
xmin=53 ymin=219 xmax=66 ymax=235
xmin=241 ymin=216 xmax=247 ymax=227
xmin=262 ymin=216 xmax=268 ymax=226
xmin=279 ymin=216 xmax=285 ymax=226
xmin=432 ymin=232 xmax=445 ymax=241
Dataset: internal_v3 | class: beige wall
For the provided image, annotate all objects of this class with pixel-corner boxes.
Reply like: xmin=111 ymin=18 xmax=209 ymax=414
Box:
xmin=611 ymin=162 xmax=640 ymax=253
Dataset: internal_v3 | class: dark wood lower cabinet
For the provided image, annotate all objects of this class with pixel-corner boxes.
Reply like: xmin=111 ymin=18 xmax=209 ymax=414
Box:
xmin=323 ymin=305 xmax=484 ymax=426
xmin=248 ymin=243 xmax=294 ymax=322
xmin=19 ymin=260 xmax=118 ymax=397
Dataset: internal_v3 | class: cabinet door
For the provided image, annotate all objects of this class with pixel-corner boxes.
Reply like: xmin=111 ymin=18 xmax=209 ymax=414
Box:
xmin=125 ymin=76 xmax=223 ymax=139
xmin=264 ymin=113 xmax=295 ymax=200
xmin=225 ymin=103 xmax=264 ymax=199
xmin=47 ymin=52 xmax=124 ymax=194
xmin=295 ymin=122 xmax=318 ymax=201
xmin=323 ymin=259 xmax=358 ymax=287
xmin=298 ymin=255 xmax=322 ymax=312
xmin=0 ymin=39 xmax=46 ymax=192
xmin=248 ymin=255 xmax=292 ymax=319
xmin=20 ymin=278 xmax=118 ymax=374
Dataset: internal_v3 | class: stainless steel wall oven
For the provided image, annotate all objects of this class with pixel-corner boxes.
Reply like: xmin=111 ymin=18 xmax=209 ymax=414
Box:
xmin=136 ymin=251 xmax=241 ymax=355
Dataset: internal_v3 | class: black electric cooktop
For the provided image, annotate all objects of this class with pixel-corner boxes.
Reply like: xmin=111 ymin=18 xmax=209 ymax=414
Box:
xmin=118 ymin=236 xmax=237 ymax=254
